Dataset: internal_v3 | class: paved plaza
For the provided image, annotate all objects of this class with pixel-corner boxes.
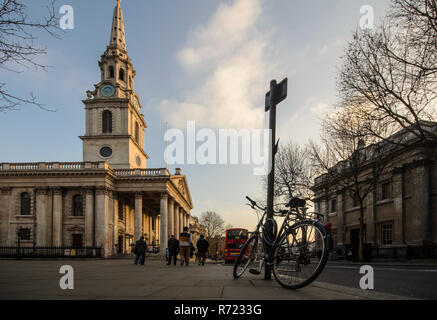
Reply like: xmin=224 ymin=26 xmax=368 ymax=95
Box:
xmin=0 ymin=257 xmax=414 ymax=300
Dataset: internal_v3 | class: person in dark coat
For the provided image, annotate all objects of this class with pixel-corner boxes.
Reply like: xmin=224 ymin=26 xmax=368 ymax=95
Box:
xmin=167 ymin=235 xmax=179 ymax=266
xmin=134 ymin=236 xmax=147 ymax=265
xmin=196 ymin=235 xmax=209 ymax=266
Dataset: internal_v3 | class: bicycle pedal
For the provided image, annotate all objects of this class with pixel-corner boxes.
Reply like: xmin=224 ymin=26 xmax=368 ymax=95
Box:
xmin=249 ymin=269 xmax=261 ymax=275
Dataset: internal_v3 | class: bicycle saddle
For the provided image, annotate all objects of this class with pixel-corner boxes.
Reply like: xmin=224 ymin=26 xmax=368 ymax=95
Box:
xmin=286 ymin=197 xmax=306 ymax=208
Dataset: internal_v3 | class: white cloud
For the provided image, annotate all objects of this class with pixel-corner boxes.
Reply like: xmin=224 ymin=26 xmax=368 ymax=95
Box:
xmin=161 ymin=0 xmax=273 ymax=129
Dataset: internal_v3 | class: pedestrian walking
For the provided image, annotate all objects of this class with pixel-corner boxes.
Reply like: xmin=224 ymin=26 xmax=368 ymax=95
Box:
xmin=167 ymin=235 xmax=179 ymax=266
xmin=179 ymin=227 xmax=193 ymax=266
xmin=134 ymin=236 xmax=147 ymax=265
xmin=196 ymin=235 xmax=209 ymax=266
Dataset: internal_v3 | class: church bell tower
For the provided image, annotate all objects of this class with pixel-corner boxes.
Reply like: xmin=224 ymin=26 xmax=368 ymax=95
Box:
xmin=80 ymin=0 xmax=149 ymax=169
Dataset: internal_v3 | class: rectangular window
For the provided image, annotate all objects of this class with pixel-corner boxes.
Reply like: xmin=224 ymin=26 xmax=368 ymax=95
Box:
xmin=331 ymin=199 xmax=337 ymax=213
xmin=352 ymin=194 xmax=358 ymax=207
xmin=118 ymin=201 xmax=124 ymax=221
xmin=381 ymin=182 xmax=391 ymax=200
xmin=382 ymin=223 xmax=393 ymax=245
xmin=18 ymin=228 xmax=31 ymax=241
xmin=152 ymin=216 xmax=156 ymax=231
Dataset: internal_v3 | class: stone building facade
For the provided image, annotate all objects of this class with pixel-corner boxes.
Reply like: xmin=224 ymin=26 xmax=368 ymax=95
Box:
xmin=312 ymin=126 xmax=437 ymax=259
xmin=0 ymin=1 xmax=193 ymax=257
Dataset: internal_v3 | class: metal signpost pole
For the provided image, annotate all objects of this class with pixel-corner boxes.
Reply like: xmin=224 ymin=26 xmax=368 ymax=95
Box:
xmin=264 ymin=78 xmax=287 ymax=280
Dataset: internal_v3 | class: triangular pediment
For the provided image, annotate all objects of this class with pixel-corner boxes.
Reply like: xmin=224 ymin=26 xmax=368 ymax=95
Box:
xmin=170 ymin=175 xmax=193 ymax=209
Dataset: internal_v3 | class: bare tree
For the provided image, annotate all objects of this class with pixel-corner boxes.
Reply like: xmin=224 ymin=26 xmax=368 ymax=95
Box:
xmin=261 ymin=141 xmax=314 ymax=209
xmin=338 ymin=0 xmax=437 ymax=144
xmin=0 ymin=0 xmax=60 ymax=112
xmin=199 ymin=211 xmax=225 ymax=241
xmin=310 ymin=106 xmax=394 ymax=261
xmin=389 ymin=0 xmax=437 ymax=73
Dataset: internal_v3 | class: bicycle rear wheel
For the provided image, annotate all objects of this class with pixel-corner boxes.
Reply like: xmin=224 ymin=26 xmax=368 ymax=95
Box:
xmin=272 ymin=220 xmax=329 ymax=289
xmin=233 ymin=235 xmax=262 ymax=279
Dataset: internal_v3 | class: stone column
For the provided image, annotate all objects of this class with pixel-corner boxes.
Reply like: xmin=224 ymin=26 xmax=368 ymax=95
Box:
xmin=157 ymin=215 xmax=160 ymax=247
xmin=0 ymin=188 xmax=11 ymax=246
xmin=174 ymin=204 xmax=180 ymax=238
xmin=95 ymin=188 xmax=109 ymax=256
xmin=134 ymin=192 xmax=143 ymax=241
xmin=148 ymin=215 xmax=152 ymax=243
xmin=337 ymin=190 xmax=345 ymax=247
xmin=365 ymin=187 xmax=376 ymax=244
xmin=85 ymin=188 xmax=95 ymax=247
xmin=108 ymin=191 xmax=114 ymax=255
xmin=113 ymin=194 xmax=119 ymax=252
xmin=36 ymin=188 xmax=49 ymax=246
xmin=159 ymin=193 xmax=168 ymax=254
xmin=52 ymin=188 xmax=63 ymax=247
xmin=416 ymin=163 xmax=431 ymax=244
xmin=392 ymin=171 xmax=404 ymax=245
xmin=168 ymin=198 xmax=174 ymax=237
xmin=177 ymin=206 xmax=182 ymax=235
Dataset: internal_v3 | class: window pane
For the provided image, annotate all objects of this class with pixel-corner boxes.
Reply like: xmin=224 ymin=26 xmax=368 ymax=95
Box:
xmin=382 ymin=224 xmax=393 ymax=245
xmin=73 ymin=195 xmax=83 ymax=216
xmin=103 ymin=111 xmax=112 ymax=133
xmin=20 ymin=193 xmax=31 ymax=215
xmin=19 ymin=228 xmax=31 ymax=240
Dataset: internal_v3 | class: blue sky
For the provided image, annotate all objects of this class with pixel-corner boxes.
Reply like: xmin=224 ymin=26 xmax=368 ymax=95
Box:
xmin=0 ymin=0 xmax=390 ymax=229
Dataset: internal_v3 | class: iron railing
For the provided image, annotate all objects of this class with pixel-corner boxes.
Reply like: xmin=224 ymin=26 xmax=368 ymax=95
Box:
xmin=0 ymin=246 xmax=102 ymax=258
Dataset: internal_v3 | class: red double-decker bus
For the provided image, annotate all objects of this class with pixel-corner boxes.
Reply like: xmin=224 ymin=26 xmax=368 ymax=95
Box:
xmin=224 ymin=228 xmax=248 ymax=263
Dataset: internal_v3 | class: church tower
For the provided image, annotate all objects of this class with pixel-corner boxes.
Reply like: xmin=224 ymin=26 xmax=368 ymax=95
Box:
xmin=80 ymin=0 xmax=149 ymax=169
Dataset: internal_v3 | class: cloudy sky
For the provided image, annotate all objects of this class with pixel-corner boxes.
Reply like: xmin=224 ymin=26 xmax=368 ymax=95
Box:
xmin=0 ymin=0 xmax=390 ymax=229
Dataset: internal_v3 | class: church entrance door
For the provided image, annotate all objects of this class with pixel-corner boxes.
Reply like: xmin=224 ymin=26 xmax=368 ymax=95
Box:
xmin=72 ymin=234 xmax=83 ymax=248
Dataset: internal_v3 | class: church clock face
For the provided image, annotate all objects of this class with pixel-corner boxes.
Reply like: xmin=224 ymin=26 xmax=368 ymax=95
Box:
xmin=101 ymin=85 xmax=115 ymax=97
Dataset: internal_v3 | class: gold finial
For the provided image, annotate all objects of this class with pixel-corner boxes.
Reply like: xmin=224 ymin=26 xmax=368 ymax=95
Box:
xmin=117 ymin=0 xmax=121 ymax=6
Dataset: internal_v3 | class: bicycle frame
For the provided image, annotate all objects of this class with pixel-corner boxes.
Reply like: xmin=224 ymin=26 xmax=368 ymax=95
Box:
xmin=248 ymin=205 xmax=311 ymax=268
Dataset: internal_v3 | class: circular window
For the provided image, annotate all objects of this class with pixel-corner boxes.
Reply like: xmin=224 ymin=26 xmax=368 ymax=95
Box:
xmin=100 ymin=147 xmax=113 ymax=158
xmin=136 ymin=156 xmax=141 ymax=166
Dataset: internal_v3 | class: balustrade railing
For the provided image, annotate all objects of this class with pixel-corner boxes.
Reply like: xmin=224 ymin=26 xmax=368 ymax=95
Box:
xmin=0 ymin=162 xmax=170 ymax=177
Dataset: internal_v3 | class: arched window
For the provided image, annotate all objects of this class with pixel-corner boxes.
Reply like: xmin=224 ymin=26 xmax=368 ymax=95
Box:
xmin=135 ymin=122 xmax=139 ymax=143
xmin=102 ymin=110 xmax=112 ymax=133
xmin=119 ymin=68 xmax=125 ymax=81
xmin=20 ymin=193 xmax=31 ymax=216
xmin=109 ymin=66 xmax=114 ymax=78
xmin=73 ymin=195 xmax=84 ymax=216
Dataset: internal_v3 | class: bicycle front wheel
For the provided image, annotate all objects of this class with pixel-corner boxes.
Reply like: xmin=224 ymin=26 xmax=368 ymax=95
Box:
xmin=273 ymin=220 xmax=329 ymax=289
xmin=233 ymin=235 xmax=261 ymax=279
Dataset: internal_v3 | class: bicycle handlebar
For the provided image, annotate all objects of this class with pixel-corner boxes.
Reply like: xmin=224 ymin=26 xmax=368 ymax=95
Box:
xmin=246 ymin=196 xmax=265 ymax=211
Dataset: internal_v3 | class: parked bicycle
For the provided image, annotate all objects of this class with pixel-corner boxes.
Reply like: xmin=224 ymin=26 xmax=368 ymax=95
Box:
xmin=233 ymin=196 xmax=332 ymax=289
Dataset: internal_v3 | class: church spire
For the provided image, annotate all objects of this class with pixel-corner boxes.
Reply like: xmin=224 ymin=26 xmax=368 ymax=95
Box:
xmin=110 ymin=0 xmax=126 ymax=51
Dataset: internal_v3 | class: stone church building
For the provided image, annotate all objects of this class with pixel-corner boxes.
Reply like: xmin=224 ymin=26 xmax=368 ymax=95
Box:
xmin=0 ymin=1 xmax=193 ymax=257
xmin=313 ymin=123 xmax=437 ymax=260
